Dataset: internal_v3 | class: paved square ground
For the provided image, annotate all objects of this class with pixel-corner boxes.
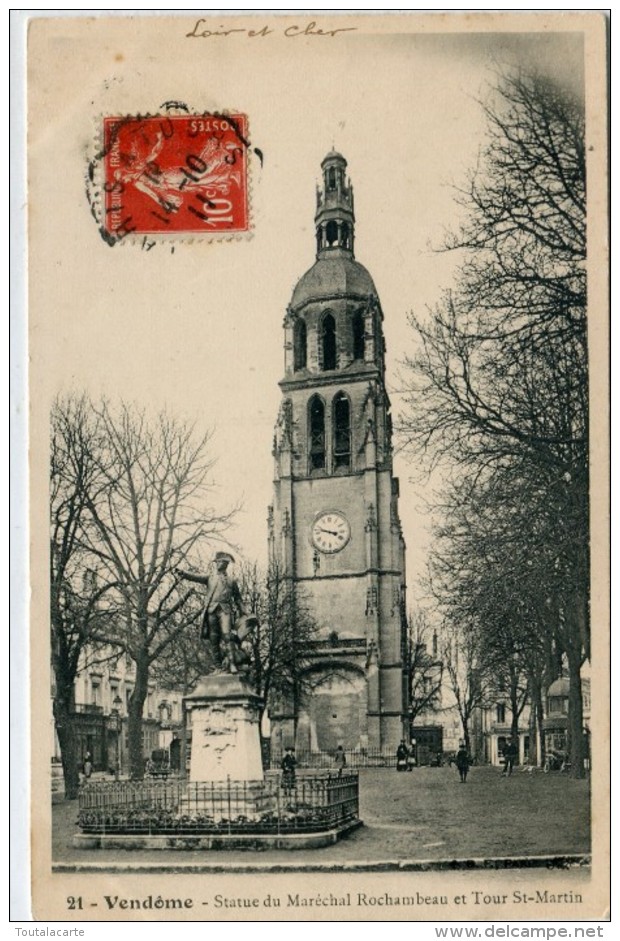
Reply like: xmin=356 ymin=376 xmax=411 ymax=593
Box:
xmin=52 ymin=766 xmax=590 ymax=868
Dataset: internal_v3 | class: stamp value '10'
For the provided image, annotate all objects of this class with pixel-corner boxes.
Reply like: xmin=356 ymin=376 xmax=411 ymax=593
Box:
xmin=102 ymin=114 xmax=250 ymax=239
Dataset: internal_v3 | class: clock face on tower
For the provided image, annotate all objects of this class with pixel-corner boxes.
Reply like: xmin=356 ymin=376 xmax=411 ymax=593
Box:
xmin=311 ymin=511 xmax=351 ymax=554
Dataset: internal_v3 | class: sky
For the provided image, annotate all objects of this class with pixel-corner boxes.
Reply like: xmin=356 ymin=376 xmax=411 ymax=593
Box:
xmin=29 ymin=15 xmax=586 ymax=598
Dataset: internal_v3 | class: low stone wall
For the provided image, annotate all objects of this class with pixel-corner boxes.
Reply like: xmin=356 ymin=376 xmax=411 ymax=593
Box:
xmin=73 ymin=819 xmax=362 ymax=851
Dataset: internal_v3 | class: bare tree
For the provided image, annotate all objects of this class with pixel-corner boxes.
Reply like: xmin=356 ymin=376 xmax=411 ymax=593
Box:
xmin=237 ymin=561 xmax=324 ymax=735
xmin=439 ymin=624 xmax=495 ymax=758
xmin=50 ymin=394 xmax=123 ymax=797
xmin=149 ymin=613 xmax=211 ymax=696
xmin=430 ymin=466 xmax=575 ymax=766
xmin=80 ymin=401 xmax=232 ymax=778
xmin=400 ymin=68 xmax=589 ymax=775
xmin=406 ymin=610 xmax=443 ymax=727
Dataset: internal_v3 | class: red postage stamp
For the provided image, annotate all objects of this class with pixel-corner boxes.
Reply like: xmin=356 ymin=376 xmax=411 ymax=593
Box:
xmin=102 ymin=114 xmax=250 ymax=240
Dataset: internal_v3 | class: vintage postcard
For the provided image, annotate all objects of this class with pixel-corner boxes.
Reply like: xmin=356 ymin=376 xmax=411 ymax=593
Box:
xmin=24 ymin=11 xmax=609 ymax=923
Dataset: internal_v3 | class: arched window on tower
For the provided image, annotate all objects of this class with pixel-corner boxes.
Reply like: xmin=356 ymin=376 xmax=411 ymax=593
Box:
xmin=321 ymin=313 xmax=337 ymax=371
xmin=326 ymin=221 xmax=338 ymax=247
xmin=352 ymin=310 xmax=365 ymax=361
xmin=294 ymin=319 xmax=307 ymax=371
xmin=309 ymin=396 xmax=326 ymax=471
xmin=333 ymin=392 xmax=351 ymax=470
xmin=327 ymin=167 xmax=336 ymax=191
xmin=341 ymin=222 xmax=350 ymax=249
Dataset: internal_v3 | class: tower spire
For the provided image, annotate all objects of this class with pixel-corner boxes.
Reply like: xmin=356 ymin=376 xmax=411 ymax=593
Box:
xmin=315 ymin=151 xmax=355 ymax=259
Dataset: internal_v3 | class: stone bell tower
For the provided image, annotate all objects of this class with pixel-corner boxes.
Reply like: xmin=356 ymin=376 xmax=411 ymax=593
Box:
xmin=268 ymin=151 xmax=408 ymax=753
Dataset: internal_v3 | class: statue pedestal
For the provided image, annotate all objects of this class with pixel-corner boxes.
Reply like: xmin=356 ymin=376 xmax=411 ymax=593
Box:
xmin=183 ymin=674 xmax=264 ymax=783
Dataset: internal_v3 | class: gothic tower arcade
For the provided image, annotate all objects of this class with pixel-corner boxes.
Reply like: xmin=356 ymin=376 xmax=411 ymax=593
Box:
xmin=268 ymin=151 xmax=408 ymax=753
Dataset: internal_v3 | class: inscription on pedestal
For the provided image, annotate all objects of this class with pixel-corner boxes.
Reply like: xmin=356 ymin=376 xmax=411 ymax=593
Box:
xmin=200 ymin=704 xmax=237 ymax=768
xmin=184 ymin=675 xmax=264 ymax=783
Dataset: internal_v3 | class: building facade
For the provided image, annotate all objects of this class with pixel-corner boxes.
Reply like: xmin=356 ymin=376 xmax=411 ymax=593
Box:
xmin=475 ymin=663 xmax=591 ymax=768
xmin=475 ymin=699 xmax=532 ymax=767
xmin=542 ymin=666 xmax=591 ymax=761
xmin=51 ymin=647 xmax=185 ymax=775
xmin=268 ymin=151 xmax=409 ymax=753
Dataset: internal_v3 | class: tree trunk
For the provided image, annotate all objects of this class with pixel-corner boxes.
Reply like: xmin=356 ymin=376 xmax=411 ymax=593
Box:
xmin=527 ymin=708 xmax=537 ymax=766
xmin=179 ymin=711 xmax=188 ymax=780
xmin=462 ymin=720 xmax=470 ymax=754
xmin=53 ymin=697 xmax=80 ymax=800
xmin=529 ymin=676 xmax=545 ymax=767
xmin=566 ymin=641 xmax=585 ymax=779
xmin=509 ymin=675 xmax=520 ymax=763
xmin=127 ymin=653 xmax=149 ymax=779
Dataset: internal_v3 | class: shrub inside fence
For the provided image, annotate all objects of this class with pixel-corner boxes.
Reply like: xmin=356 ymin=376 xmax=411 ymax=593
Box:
xmin=78 ymin=774 xmax=359 ymax=834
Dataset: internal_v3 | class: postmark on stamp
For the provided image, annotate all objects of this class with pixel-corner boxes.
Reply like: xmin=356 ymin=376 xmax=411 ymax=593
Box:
xmin=97 ymin=113 xmax=250 ymax=243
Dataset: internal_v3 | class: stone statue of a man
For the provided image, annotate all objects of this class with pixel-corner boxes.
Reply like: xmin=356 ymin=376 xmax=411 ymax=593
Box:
xmin=176 ymin=552 xmax=255 ymax=675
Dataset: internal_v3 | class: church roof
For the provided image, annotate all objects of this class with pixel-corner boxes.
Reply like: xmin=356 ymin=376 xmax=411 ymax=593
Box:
xmin=321 ymin=149 xmax=346 ymax=165
xmin=290 ymin=253 xmax=376 ymax=309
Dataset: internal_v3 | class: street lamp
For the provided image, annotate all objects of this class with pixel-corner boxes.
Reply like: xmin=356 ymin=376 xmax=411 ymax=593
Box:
xmin=111 ymin=694 xmax=123 ymax=781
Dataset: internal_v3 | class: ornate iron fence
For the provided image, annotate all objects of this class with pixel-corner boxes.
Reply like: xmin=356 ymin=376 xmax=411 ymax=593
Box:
xmin=270 ymin=748 xmax=398 ymax=770
xmin=77 ymin=773 xmax=359 ymax=835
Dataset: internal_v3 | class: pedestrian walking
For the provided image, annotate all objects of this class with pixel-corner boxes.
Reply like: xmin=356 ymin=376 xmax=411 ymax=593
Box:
xmin=396 ymin=740 xmax=409 ymax=772
xmin=281 ymin=746 xmax=297 ymax=793
xmin=334 ymin=745 xmax=347 ymax=776
xmin=455 ymin=742 xmax=470 ymax=783
xmin=502 ymin=737 xmax=518 ymax=776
